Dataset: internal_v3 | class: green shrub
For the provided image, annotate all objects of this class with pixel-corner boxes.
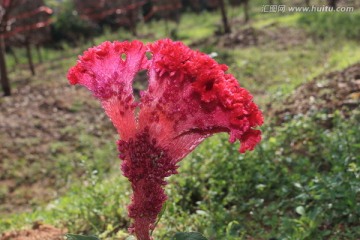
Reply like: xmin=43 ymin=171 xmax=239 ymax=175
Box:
xmin=2 ymin=111 xmax=358 ymax=239
xmin=298 ymin=11 xmax=360 ymax=40
xmin=161 ymin=110 xmax=360 ymax=239
xmin=51 ymin=0 xmax=100 ymax=44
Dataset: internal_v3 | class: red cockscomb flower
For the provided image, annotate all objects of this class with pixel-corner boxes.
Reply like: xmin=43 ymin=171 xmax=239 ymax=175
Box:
xmin=67 ymin=39 xmax=263 ymax=240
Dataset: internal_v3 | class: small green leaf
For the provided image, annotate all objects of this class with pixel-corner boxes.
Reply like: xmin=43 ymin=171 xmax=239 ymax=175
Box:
xmin=65 ymin=234 xmax=100 ymax=240
xmin=150 ymin=201 xmax=167 ymax=236
xmin=125 ymin=236 xmax=136 ymax=240
xmin=172 ymin=232 xmax=208 ymax=240
xmin=295 ymin=206 xmax=305 ymax=216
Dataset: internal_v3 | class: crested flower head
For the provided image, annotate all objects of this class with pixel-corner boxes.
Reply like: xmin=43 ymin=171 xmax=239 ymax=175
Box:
xmin=68 ymin=39 xmax=263 ymax=240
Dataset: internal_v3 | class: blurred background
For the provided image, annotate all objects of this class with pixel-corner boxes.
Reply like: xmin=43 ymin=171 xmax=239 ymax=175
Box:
xmin=0 ymin=0 xmax=359 ymax=239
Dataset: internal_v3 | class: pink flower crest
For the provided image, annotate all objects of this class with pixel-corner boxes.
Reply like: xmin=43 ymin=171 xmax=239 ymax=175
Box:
xmin=68 ymin=39 xmax=263 ymax=240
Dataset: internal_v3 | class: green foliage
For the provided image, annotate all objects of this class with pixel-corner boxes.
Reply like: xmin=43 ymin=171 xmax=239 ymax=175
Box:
xmin=172 ymin=232 xmax=208 ymax=240
xmin=66 ymin=234 xmax=100 ymax=240
xmin=298 ymin=11 xmax=360 ymax=40
xmin=66 ymin=231 xmax=209 ymax=240
xmin=4 ymin=111 xmax=358 ymax=239
xmin=0 ymin=175 xmax=130 ymax=236
xmin=208 ymin=40 xmax=360 ymax=107
xmin=51 ymin=0 xmax=100 ymax=44
xmin=160 ymin=110 xmax=360 ymax=239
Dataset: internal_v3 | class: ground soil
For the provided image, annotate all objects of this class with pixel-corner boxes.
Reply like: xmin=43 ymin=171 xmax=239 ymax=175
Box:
xmin=192 ymin=24 xmax=308 ymax=50
xmin=0 ymin=77 xmax=114 ymax=214
xmin=0 ymin=222 xmax=66 ymax=240
xmin=268 ymin=63 xmax=360 ymax=122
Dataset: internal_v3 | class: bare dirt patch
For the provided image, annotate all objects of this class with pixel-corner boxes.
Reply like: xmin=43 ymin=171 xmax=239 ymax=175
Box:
xmin=0 ymin=222 xmax=66 ymax=240
xmin=269 ymin=63 xmax=360 ymax=122
xmin=0 ymin=80 xmax=114 ymax=214
xmin=191 ymin=24 xmax=308 ymax=50
xmin=218 ymin=25 xmax=307 ymax=49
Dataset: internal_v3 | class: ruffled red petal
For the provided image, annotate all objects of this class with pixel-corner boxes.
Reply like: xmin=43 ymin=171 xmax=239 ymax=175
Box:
xmin=140 ymin=39 xmax=263 ymax=157
xmin=67 ymin=40 xmax=147 ymax=140
xmin=67 ymin=39 xmax=263 ymax=240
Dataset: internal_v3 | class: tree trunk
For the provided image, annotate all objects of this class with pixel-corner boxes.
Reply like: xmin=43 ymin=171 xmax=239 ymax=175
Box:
xmin=127 ymin=0 xmax=137 ymax=36
xmin=131 ymin=23 xmax=137 ymax=37
xmin=89 ymin=37 xmax=96 ymax=46
xmin=305 ymin=0 xmax=310 ymax=7
xmin=244 ymin=0 xmax=250 ymax=23
xmin=25 ymin=42 xmax=35 ymax=76
xmin=164 ymin=18 xmax=169 ymax=36
xmin=218 ymin=0 xmax=231 ymax=34
xmin=0 ymin=37 xmax=11 ymax=96
xmin=8 ymin=46 xmax=19 ymax=64
xmin=36 ymin=44 xmax=43 ymax=63
xmin=328 ymin=0 xmax=337 ymax=8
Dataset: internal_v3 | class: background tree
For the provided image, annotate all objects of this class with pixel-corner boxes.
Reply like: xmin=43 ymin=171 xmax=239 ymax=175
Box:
xmin=143 ymin=0 xmax=182 ymax=37
xmin=0 ymin=0 xmax=24 ymax=96
xmin=229 ymin=0 xmax=250 ymax=22
xmin=180 ymin=0 xmax=221 ymax=13
xmin=74 ymin=0 xmax=146 ymax=36
xmin=1 ymin=0 xmax=12 ymax=97
xmin=0 ymin=0 xmax=52 ymax=95
xmin=218 ymin=0 xmax=231 ymax=34
xmin=5 ymin=0 xmax=52 ymax=75
xmin=328 ymin=0 xmax=338 ymax=8
xmin=52 ymin=0 xmax=97 ymax=44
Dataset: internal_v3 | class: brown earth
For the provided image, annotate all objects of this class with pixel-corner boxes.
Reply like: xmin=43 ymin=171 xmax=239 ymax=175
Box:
xmin=0 ymin=79 xmax=114 ymax=214
xmin=218 ymin=25 xmax=307 ymax=49
xmin=192 ymin=24 xmax=308 ymax=50
xmin=0 ymin=222 xmax=66 ymax=240
xmin=268 ymin=63 xmax=360 ymax=122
